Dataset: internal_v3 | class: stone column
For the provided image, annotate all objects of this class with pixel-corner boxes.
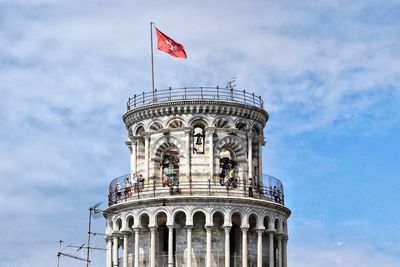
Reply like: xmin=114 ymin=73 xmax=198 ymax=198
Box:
xmin=242 ymin=227 xmax=249 ymax=267
xmin=168 ymin=226 xmax=174 ymax=267
xmin=206 ymin=226 xmax=212 ymax=267
xmin=150 ymin=227 xmax=157 ymax=267
xmin=277 ymin=235 xmax=283 ymax=267
xmin=132 ymin=139 xmax=138 ymax=174
xmin=269 ymin=232 xmax=274 ymax=267
xmin=184 ymin=128 xmax=191 ymax=180
xmin=144 ymin=136 xmax=150 ymax=179
xmin=113 ymin=235 xmax=119 ymax=267
xmin=256 ymin=230 xmax=263 ymax=267
xmin=224 ymin=226 xmax=231 ymax=267
xmin=258 ymin=137 xmax=264 ymax=185
xmin=207 ymin=127 xmax=215 ymax=180
xmin=122 ymin=232 xmax=129 ymax=267
xmin=134 ymin=228 xmax=140 ymax=267
xmin=283 ymin=236 xmax=288 ymax=267
xmin=247 ymin=132 xmax=253 ymax=179
xmin=186 ymin=226 xmax=193 ymax=267
xmin=106 ymin=236 xmax=112 ymax=267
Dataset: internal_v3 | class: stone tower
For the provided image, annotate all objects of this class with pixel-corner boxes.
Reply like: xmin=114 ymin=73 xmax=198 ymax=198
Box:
xmin=104 ymin=87 xmax=291 ymax=267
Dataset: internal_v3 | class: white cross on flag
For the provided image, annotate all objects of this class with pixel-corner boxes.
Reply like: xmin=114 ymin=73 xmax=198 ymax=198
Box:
xmin=155 ymin=28 xmax=187 ymax=58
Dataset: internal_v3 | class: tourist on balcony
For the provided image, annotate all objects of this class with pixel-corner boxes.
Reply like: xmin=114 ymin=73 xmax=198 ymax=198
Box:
xmin=248 ymin=178 xmax=254 ymax=197
xmin=114 ymin=182 xmax=121 ymax=201
xmin=138 ymin=174 xmax=145 ymax=191
xmin=130 ymin=172 xmax=137 ymax=193
xmin=124 ymin=177 xmax=131 ymax=199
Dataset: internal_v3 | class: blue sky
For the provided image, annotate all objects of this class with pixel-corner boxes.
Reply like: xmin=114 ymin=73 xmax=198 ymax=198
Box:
xmin=1 ymin=1 xmax=399 ymax=266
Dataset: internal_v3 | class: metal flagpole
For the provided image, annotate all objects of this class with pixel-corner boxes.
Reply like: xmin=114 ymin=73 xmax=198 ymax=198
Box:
xmin=86 ymin=207 xmax=92 ymax=267
xmin=150 ymin=22 xmax=156 ymax=99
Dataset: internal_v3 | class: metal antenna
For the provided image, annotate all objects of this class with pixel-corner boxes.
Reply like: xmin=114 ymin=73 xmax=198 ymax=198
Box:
xmin=86 ymin=202 xmax=102 ymax=267
xmin=226 ymin=77 xmax=236 ymax=89
xmin=57 ymin=240 xmax=62 ymax=267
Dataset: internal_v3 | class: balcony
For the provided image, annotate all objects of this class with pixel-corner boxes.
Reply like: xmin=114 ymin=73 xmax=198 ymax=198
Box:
xmin=126 ymin=87 xmax=264 ymax=111
xmin=107 ymin=173 xmax=284 ymax=207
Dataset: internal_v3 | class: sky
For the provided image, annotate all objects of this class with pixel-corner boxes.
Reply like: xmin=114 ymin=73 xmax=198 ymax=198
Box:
xmin=0 ymin=0 xmax=399 ymax=266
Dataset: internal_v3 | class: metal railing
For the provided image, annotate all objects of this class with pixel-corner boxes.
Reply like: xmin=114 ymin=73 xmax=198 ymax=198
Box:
xmin=108 ymin=173 xmax=284 ymax=207
xmin=126 ymin=87 xmax=264 ymax=110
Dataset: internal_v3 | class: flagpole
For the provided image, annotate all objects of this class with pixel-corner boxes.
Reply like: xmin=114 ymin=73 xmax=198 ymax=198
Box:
xmin=150 ymin=22 xmax=155 ymax=99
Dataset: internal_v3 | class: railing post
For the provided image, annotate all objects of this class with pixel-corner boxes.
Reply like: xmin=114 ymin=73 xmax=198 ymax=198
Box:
xmin=243 ymin=180 xmax=247 ymax=197
xmin=259 ymin=96 xmax=262 ymax=108
xmin=142 ymin=92 xmax=145 ymax=104
xmin=216 ymin=86 xmax=219 ymax=99
xmin=201 ymin=87 xmax=203 ymax=99
xmin=169 ymin=87 xmax=172 ymax=100
xmin=134 ymin=94 xmax=137 ymax=108
xmin=127 ymin=97 xmax=131 ymax=111
xmin=243 ymin=90 xmax=246 ymax=102
xmin=252 ymin=93 xmax=255 ymax=105
xmin=208 ymin=178 xmax=211 ymax=196
xmin=189 ymin=179 xmax=192 ymax=195
xmin=154 ymin=88 xmax=158 ymax=102
xmin=230 ymin=88 xmax=233 ymax=100
xmin=153 ymin=179 xmax=156 ymax=197
xmin=184 ymin=87 xmax=187 ymax=100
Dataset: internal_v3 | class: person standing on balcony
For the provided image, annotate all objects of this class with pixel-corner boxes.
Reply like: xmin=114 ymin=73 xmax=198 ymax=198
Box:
xmin=130 ymin=171 xmax=137 ymax=193
xmin=248 ymin=178 xmax=254 ymax=197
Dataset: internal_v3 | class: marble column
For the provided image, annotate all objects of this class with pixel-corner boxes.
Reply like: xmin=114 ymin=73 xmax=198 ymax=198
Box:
xmin=247 ymin=132 xmax=253 ymax=180
xmin=258 ymin=137 xmax=264 ymax=185
xmin=207 ymin=128 xmax=215 ymax=180
xmin=122 ymin=232 xmax=129 ymax=267
xmin=144 ymin=136 xmax=150 ymax=179
xmin=168 ymin=226 xmax=174 ymax=267
xmin=206 ymin=226 xmax=212 ymax=267
xmin=277 ymin=235 xmax=283 ymax=267
xmin=269 ymin=232 xmax=274 ymax=267
xmin=186 ymin=226 xmax=193 ymax=267
xmin=113 ymin=235 xmax=119 ymax=267
xmin=242 ymin=228 xmax=249 ymax=267
xmin=150 ymin=227 xmax=157 ymax=267
xmin=224 ymin=226 xmax=231 ymax=267
xmin=283 ymin=236 xmax=288 ymax=267
xmin=131 ymin=139 xmax=137 ymax=174
xmin=184 ymin=128 xmax=191 ymax=180
xmin=257 ymin=230 xmax=263 ymax=267
xmin=134 ymin=228 xmax=140 ymax=267
xmin=106 ymin=236 xmax=112 ymax=267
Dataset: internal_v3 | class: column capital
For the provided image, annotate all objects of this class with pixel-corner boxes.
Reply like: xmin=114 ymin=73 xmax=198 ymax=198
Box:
xmin=184 ymin=127 xmax=193 ymax=135
xmin=121 ymin=228 xmax=132 ymax=235
xmin=205 ymin=226 xmax=213 ymax=232
xmin=224 ymin=226 xmax=231 ymax=233
xmin=105 ymin=234 xmax=113 ymax=241
xmin=205 ymin=126 xmax=216 ymax=135
xmin=256 ymin=229 xmax=265 ymax=235
xmin=247 ymin=131 xmax=255 ymax=138
xmin=241 ymin=227 xmax=249 ymax=233
xmin=185 ymin=225 xmax=194 ymax=230
xmin=149 ymin=226 xmax=158 ymax=233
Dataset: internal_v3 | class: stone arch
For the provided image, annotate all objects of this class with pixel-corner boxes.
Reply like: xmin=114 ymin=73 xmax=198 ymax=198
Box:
xmin=248 ymin=213 xmax=258 ymax=230
xmin=214 ymin=135 xmax=247 ymax=161
xmin=274 ymin=218 xmax=282 ymax=233
xmin=251 ymin=122 xmax=262 ymax=135
xmin=212 ymin=210 xmax=225 ymax=229
xmin=212 ymin=115 xmax=233 ymax=128
xmin=147 ymin=120 xmax=164 ymax=131
xmin=188 ymin=115 xmax=210 ymax=128
xmin=138 ymin=211 xmax=151 ymax=228
xmin=235 ymin=118 xmax=250 ymax=131
xmin=125 ymin=214 xmax=134 ymax=230
xmin=171 ymin=207 xmax=189 ymax=225
xmin=263 ymin=214 xmax=272 ymax=230
xmin=115 ymin=217 xmax=123 ymax=231
xmin=151 ymin=135 xmax=186 ymax=159
xmin=166 ymin=116 xmax=186 ymax=128
xmin=132 ymin=124 xmax=145 ymax=136
xmin=190 ymin=207 xmax=208 ymax=227
xmin=154 ymin=209 xmax=169 ymax=227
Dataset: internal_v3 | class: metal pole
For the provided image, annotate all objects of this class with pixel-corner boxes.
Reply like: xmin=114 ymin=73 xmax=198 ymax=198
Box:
xmin=150 ymin=22 xmax=156 ymax=99
xmin=57 ymin=240 xmax=62 ymax=267
xmin=86 ymin=208 xmax=92 ymax=267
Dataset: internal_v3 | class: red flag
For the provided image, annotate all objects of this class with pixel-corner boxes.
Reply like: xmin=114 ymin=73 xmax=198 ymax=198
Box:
xmin=155 ymin=28 xmax=187 ymax=58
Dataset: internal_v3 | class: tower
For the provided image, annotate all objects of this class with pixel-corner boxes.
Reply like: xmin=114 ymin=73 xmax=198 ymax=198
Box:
xmin=104 ymin=86 xmax=291 ymax=267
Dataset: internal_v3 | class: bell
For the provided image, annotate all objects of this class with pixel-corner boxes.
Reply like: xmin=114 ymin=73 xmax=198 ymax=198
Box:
xmin=195 ymin=135 xmax=203 ymax=145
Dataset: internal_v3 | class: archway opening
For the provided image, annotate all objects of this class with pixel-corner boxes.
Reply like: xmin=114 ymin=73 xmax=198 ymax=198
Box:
xmin=219 ymin=148 xmax=238 ymax=188
xmin=192 ymin=211 xmax=207 ymax=266
xmin=230 ymin=212 xmax=242 ymax=266
xmin=156 ymin=212 xmax=168 ymax=264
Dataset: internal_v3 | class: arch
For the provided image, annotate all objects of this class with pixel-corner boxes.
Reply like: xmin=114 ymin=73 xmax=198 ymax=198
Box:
xmin=214 ymin=135 xmax=247 ymax=161
xmin=235 ymin=118 xmax=250 ymax=131
xmin=151 ymin=135 xmax=186 ymax=159
xmin=248 ymin=213 xmax=258 ymax=230
xmin=173 ymin=210 xmax=187 ymax=228
xmin=274 ymin=218 xmax=281 ymax=233
xmin=166 ymin=116 xmax=186 ymax=129
xmin=188 ymin=115 xmax=210 ymax=128
xmin=212 ymin=115 xmax=233 ymax=128
xmin=191 ymin=208 xmax=208 ymax=226
xmin=148 ymin=120 xmax=164 ymax=131
xmin=133 ymin=124 xmax=145 ymax=136
xmin=212 ymin=211 xmax=225 ymax=228
xmin=263 ymin=214 xmax=271 ymax=230
xmin=251 ymin=122 xmax=262 ymax=135
xmin=126 ymin=214 xmax=134 ymax=229
xmin=138 ymin=211 xmax=151 ymax=228
xmin=115 ymin=217 xmax=123 ymax=231
xmin=155 ymin=210 xmax=168 ymax=226
xmin=171 ymin=207 xmax=190 ymax=224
